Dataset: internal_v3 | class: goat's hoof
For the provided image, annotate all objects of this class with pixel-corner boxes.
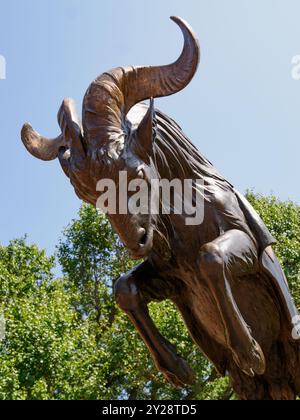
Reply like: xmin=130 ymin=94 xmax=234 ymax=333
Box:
xmin=232 ymin=339 xmax=266 ymax=377
xmin=156 ymin=353 xmax=195 ymax=388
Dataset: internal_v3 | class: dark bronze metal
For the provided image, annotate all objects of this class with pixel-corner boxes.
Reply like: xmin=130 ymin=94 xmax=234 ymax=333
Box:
xmin=21 ymin=17 xmax=300 ymax=400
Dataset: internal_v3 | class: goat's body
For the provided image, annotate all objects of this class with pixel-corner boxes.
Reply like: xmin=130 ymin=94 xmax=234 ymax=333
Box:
xmin=117 ymin=104 xmax=300 ymax=399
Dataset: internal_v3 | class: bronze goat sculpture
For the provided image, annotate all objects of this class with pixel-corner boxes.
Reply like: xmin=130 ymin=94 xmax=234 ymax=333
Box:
xmin=21 ymin=17 xmax=300 ymax=400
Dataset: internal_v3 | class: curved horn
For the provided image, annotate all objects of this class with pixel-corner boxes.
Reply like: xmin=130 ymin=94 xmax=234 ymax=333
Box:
xmin=82 ymin=16 xmax=200 ymax=150
xmin=21 ymin=123 xmax=65 ymax=161
xmin=21 ymin=99 xmax=84 ymax=162
xmin=123 ymin=16 xmax=200 ymax=111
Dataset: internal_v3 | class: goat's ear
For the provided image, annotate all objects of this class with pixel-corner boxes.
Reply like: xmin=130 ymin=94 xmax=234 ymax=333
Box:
xmin=133 ymin=98 xmax=155 ymax=163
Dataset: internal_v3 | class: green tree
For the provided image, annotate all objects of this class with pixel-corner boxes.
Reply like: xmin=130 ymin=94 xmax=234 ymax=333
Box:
xmin=0 ymin=194 xmax=299 ymax=400
xmin=0 ymin=239 xmax=79 ymax=399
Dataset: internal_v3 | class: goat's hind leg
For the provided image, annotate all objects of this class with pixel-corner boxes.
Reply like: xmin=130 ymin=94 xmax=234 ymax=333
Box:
xmin=199 ymin=229 xmax=266 ymax=377
xmin=114 ymin=261 xmax=195 ymax=387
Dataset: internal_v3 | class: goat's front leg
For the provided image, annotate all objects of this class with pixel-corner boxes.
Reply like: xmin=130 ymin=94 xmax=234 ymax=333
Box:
xmin=114 ymin=261 xmax=195 ymax=387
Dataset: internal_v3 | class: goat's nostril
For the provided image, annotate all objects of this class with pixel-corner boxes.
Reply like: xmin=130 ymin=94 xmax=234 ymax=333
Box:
xmin=137 ymin=228 xmax=148 ymax=246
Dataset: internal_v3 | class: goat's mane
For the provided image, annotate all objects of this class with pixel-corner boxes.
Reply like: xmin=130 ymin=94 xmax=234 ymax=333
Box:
xmin=152 ymin=108 xmax=233 ymax=193
xmin=142 ymin=107 xmax=235 ymax=257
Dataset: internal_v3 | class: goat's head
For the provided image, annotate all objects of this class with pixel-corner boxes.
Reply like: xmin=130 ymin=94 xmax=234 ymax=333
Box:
xmin=21 ymin=16 xmax=200 ymax=259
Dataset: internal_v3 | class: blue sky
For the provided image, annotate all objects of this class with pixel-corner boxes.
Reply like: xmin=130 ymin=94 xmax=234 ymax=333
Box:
xmin=0 ymin=0 xmax=300 ymax=256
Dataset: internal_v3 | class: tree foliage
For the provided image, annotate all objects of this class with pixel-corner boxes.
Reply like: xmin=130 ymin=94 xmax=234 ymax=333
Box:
xmin=0 ymin=194 xmax=299 ymax=400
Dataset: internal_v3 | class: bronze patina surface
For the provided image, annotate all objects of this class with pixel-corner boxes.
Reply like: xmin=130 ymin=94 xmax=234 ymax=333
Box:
xmin=21 ymin=17 xmax=300 ymax=400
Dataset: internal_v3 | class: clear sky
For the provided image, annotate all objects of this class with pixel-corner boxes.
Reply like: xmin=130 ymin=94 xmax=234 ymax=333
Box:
xmin=0 ymin=0 xmax=300 ymax=256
